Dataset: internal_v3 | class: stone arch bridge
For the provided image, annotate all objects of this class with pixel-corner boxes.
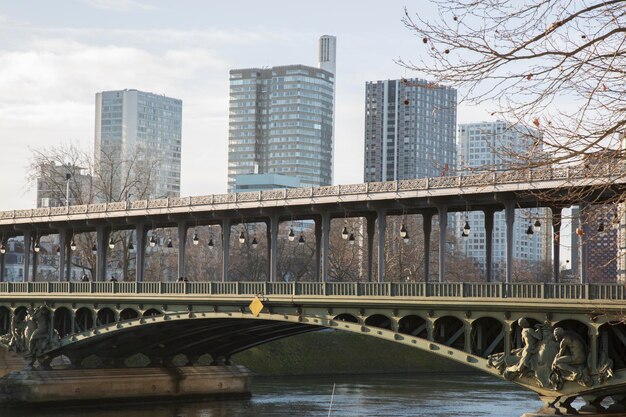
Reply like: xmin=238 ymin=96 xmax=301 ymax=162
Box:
xmin=2 ymin=281 xmax=626 ymax=414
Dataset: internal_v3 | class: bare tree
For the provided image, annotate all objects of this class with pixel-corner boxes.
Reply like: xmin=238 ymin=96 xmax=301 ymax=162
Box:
xmin=27 ymin=142 xmax=160 ymax=280
xmin=400 ymin=0 xmax=624 ymax=174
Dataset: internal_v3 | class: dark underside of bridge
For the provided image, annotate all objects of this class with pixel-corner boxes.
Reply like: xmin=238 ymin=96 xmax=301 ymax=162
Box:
xmin=52 ymin=319 xmax=320 ymax=365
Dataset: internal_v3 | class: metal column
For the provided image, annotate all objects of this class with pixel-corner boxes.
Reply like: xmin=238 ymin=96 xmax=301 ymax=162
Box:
xmin=135 ymin=223 xmax=148 ymax=282
xmin=366 ymin=215 xmax=376 ymax=282
xmin=579 ymin=203 xmax=588 ymax=284
xmin=58 ymin=228 xmax=67 ymax=281
xmin=22 ymin=230 xmax=31 ymax=282
xmin=422 ymin=212 xmax=432 ymax=283
xmin=504 ymin=201 xmax=515 ymax=284
xmin=96 ymin=226 xmax=110 ymax=282
xmin=483 ymin=209 xmax=495 ymax=283
xmin=177 ymin=221 xmax=188 ymax=279
xmin=221 ymin=218 xmax=231 ymax=282
xmin=65 ymin=230 xmax=72 ymax=281
xmin=320 ymin=212 xmax=331 ymax=282
xmin=269 ymin=214 xmax=279 ymax=283
xmin=32 ymin=236 xmax=38 ymax=282
xmin=376 ymin=208 xmax=386 ymax=283
xmin=315 ymin=217 xmax=322 ymax=281
xmin=551 ymin=207 xmax=562 ymax=283
xmin=437 ymin=205 xmax=448 ymax=283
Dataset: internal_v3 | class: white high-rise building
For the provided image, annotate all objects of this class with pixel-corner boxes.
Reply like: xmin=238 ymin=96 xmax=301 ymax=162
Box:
xmin=95 ymin=89 xmax=182 ymax=199
xmin=228 ymin=36 xmax=335 ymax=192
xmin=457 ymin=121 xmax=548 ymax=279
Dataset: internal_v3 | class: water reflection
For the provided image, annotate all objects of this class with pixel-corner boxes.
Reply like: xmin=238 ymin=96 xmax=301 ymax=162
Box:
xmin=3 ymin=373 xmax=543 ymax=417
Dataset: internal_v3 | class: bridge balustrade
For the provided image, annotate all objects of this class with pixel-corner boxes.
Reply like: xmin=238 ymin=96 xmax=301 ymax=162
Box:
xmin=0 ymin=281 xmax=624 ymax=300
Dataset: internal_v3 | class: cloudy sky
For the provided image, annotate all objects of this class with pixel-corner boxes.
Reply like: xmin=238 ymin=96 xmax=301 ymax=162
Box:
xmin=0 ymin=0 xmax=490 ymax=210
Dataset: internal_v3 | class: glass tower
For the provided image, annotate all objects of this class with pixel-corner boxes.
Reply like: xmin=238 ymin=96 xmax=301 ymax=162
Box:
xmin=228 ymin=65 xmax=334 ymax=192
xmin=364 ymin=78 xmax=457 ymax=182
xmin=95 ymin=89 xmax=182 ymax=199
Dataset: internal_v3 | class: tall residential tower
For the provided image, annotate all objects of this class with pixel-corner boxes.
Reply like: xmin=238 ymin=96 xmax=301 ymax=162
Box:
xmin=95 ymin=89 xmax=182 ymax=199
xmin=364 ymin=79 xmax=457 ymax=182
xmin=228 ymin=36 xmax=335 ymax=192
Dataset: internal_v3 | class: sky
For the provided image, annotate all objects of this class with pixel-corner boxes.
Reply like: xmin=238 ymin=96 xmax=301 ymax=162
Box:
xmin=0 ymin=0 xmax=491 ymax=211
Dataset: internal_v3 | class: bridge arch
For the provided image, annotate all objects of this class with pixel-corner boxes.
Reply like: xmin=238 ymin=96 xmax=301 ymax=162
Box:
xmin=398 ymin=314 xmax=428 ymax=338
xmin=333 ymin=313 xmax=359 ymax=323
xmin=53 ymin=307 xmax=73 ymax=337
xmin=433 ymin=315 xmax=465 ymax=350
xmin=120 ymin=308 xmax=140 ymax=321
xmin=142 ymin=308 xmax=162 ymax=317
xmin=75 ymin=307 xmax=94 ymax=333
xmin=364 ymin=314 xmax=393 ymax=330
xmin=471 ymin=317 xmax=504 ymax=358
xmin=96 ymin=308 xmax=116 ymax=326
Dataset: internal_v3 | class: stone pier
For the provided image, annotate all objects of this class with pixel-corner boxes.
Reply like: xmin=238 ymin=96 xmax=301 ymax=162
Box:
xmin=0 ymin=365 xmax=251 ymax=405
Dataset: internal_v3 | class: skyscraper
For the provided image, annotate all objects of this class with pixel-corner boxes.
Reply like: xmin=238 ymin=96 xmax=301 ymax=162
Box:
xmin=228 ymin=36 xmax=335 ymax=192
xmin=95 ymin=89 xmax=182 ymax=199
xmin=457 ymin=121 xmax=548 ymax=279
xmin=363 ymin=78 xmax=457 ymax=182
xmin=318 ymin=35 xmax=337 ymax=75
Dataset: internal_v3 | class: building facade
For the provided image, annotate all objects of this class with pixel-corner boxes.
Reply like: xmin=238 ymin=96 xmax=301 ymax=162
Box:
xmin=228 ymin=36 xmax=335 ymax=192
xmin=456 ymin=121 xmax=549 ymax=280
xmin=363 ymin=78 xmax=457 ymax=182
xmin=95 ymin=89 xmax=182 ymax=199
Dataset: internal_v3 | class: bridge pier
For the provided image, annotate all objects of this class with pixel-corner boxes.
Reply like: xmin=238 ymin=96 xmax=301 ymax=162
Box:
xmin=504 ymin=201 xmax=515 ymax=285
xmin=551 ymin=207 xmax=562 ymax=283
xmin=483 ymin=208 xmax=494 ymax=283
xmin=437 ymin=205 xmax=447 ymax=283
xmin=221 ymin=218 xmax=231 ymax=282
xmin=177 ymin=221 xmax=188 ymax=279
xmin=376 ymin=208 xmax=386 ymax=283
xmin=422 ymin=212 xmax=432 ymax=282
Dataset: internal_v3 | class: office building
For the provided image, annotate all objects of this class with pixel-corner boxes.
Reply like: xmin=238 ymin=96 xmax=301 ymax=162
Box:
xmin=457 ymin=121 xmax=548 ymax=279
xmin=228 ymin=36 xmax=335 ymax=192
xmin=95 ymin=89 xmax=182 ymax=199
xmin=363 ymin=78 xmax=457 ymax=182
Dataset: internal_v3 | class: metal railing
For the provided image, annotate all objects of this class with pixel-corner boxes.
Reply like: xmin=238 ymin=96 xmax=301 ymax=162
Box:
xmin=1 ymin=163 xmax=623 ymax=221
xmin=0 ymin=281 xmax=623 ymax=301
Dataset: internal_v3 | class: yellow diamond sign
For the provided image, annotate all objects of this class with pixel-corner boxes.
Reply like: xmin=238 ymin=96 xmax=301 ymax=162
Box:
xmin=249 ymin=296 xmax=264 ymax=317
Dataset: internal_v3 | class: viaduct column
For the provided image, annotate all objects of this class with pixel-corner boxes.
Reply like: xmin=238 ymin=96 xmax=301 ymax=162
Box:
xmin=22 ymin=230 xmax=31 ymax=282
xmin=320 ymin=212 xmax=331 ymax=282
xmin=579 ymin=203 xmax=588 ymax=284
xmin=32 ymin=235 xmax=39 ymax=282
xmin=65 ymin=230 xmax=73 ymax=281
xmin=221 ymin=218 xmax=231 ymax=282
xmin=314 ymin=217 xmax=321 ymax=281
xmin=96 ymin=226 xmax=110 ymax=282
xmin=504 ymin=201 xmax=515 ymax=284
xmin=483 ymin=209 xmax=495 ymax=282
xmin=422 ymin=212 xmax=432 ymax=282
xmin=268 ymin=214 xmax=279 ymax=283
xmin=366 ymin=215 xmax=376 ymax=282
xmin=177 ymin=221 xmax=188 ymax=279
xmin=551 ymin=207 xmax=562 ymax=283
xmin=135 ymin=223 xmax=148 ymax=282
xmin=437 ymin=205 xmax=448 ymax=283
xmin=58 ymin=228 xmax=67 ymax=281
xmin=376 ymin=208 xmax=386 ymax=283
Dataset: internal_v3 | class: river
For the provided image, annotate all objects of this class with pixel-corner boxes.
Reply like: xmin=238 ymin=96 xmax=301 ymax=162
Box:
xmin=3 ymin=373 xmax=547 ymax=417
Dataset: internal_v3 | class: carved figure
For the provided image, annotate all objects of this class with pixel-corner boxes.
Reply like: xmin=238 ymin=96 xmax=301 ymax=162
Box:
xmin=504 ymin=318 xmax=543 ymax=378
xmin=0 ymin=307 xmax=59 ymax=365
xmin=549 ymin=327 xmax=592 ymax=389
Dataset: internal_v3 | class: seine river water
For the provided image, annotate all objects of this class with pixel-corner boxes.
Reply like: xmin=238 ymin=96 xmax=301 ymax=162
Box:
xmin=3 ymin=373 xmax=548 ymax=417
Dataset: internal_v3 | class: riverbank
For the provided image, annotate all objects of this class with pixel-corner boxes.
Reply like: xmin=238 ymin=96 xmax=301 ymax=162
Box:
xmin=234 ymin=329 xmax=462 ymax=376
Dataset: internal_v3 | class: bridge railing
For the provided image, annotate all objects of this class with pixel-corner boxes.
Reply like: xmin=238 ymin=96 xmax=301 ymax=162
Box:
xmin=3 ymin=162 xmax=625 ymax=223
xmin=1 ymin=281 xmax=624 ymax=300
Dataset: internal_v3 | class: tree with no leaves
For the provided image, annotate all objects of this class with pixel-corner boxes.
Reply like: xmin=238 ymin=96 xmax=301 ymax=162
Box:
xmin=400 ymin=0 xmax=625 ymax=175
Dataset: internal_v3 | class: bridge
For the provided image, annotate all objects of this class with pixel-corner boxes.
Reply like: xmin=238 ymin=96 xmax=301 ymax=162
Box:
xmin=0 ymin=166 xmax=625 ymax=414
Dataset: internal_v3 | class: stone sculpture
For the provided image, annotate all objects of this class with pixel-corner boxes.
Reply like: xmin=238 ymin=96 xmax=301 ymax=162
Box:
xmin=0 ymin=307 xmax=59 ymax=365
xmin=549 ymin=327 xmax=592 ymax=389
xmin=487 ymin=319 xmax=612 ymax=391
